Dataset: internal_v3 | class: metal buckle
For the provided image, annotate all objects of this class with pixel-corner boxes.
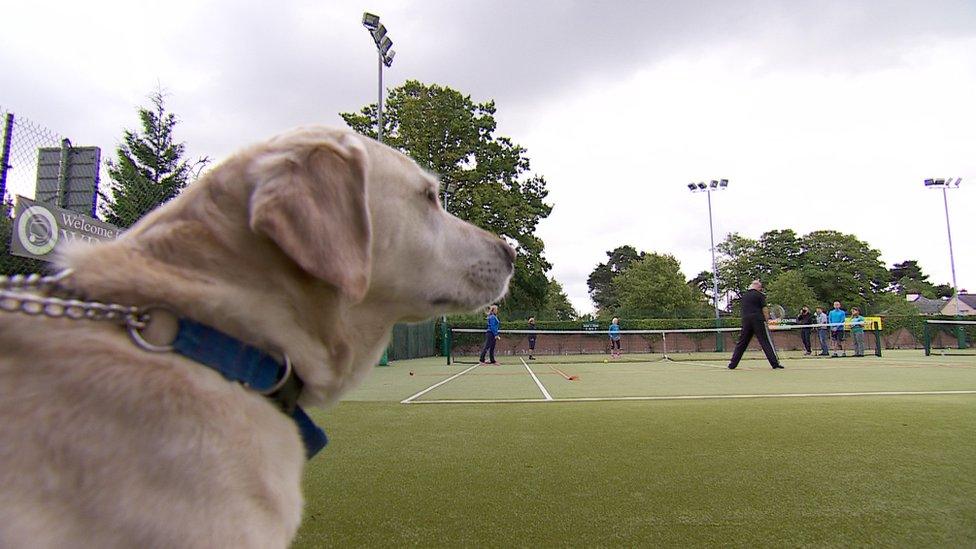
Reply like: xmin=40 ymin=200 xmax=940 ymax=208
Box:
xmin=258 ymin=354 xmax=292 ymax=396
xmin=127 ymin=305 xmax=178 ymax=353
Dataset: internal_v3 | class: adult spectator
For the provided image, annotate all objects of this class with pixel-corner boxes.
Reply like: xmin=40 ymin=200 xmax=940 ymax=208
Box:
xmin=828 ymin=301 xmax=847 ymax=358
xmin=796 ymin=306 xmax=814 ymax=355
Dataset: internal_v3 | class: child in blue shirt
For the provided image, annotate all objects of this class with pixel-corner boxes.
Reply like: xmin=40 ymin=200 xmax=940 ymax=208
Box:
xmin=850 ymin=307 xmax=866 ymax=357
xmin=608 ymin=317 xmax=621 ymax=359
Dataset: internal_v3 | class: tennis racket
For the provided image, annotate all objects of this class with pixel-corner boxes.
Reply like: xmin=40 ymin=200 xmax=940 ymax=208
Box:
xmin=765 ymin=304 xmax=785 ymax=361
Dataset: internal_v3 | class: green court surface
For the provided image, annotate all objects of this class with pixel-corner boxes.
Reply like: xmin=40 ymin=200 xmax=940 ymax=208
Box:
xmin=294 ymin=351 xmax=976 ymax=547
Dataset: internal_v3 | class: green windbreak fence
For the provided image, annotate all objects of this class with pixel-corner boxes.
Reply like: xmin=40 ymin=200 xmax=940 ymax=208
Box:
xmin=387 ymin=320 xmax=437 ymax=361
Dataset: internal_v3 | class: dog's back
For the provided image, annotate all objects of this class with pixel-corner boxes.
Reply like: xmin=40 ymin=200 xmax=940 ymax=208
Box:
xmin=0 ymin=314 xmax=306 ymax=548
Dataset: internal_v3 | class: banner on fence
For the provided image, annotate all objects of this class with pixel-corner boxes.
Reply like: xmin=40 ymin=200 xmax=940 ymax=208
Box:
xmin=9 ymin=195 xmax=121 ymax=262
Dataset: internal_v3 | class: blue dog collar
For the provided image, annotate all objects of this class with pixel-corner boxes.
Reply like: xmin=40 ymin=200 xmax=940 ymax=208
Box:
xmin=169 ymin=318 xmax=327 ymax=459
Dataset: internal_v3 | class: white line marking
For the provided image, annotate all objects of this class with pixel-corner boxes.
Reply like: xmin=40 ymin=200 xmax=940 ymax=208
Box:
xmin=400 ymin=364 xmax=480 ymax=404
xmin=402 ymin=389 xmax=976 ymax=405
xmin=521 ymin=357 xmax=553 ymax=400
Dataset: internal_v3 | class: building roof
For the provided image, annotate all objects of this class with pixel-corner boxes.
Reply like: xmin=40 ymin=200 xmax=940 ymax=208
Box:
xmin=911 ymin=296 xmax=946 ymax=315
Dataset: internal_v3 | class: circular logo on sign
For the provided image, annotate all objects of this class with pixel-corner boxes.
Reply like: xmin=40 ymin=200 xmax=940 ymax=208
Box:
xmin=17 ymin=205 xmax=59 ymax=256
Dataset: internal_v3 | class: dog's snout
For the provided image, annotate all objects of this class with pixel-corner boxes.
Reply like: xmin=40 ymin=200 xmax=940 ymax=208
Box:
xmin=497 ymin=241 xmax=516 ymax=266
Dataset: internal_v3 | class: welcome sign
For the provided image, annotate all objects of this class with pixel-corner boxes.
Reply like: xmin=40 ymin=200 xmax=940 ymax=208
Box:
xmin=9 ymin=196 xmax=122 ymax=262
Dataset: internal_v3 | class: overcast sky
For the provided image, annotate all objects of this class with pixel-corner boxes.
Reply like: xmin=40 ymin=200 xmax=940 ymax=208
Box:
xmin=3 ymin=1 xmax=974 ymax=314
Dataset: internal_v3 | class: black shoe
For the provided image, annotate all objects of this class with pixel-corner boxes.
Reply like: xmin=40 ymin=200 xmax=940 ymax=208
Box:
xmin=772 ymin=364 xmax=784 ymax=369
xmin=528 ymin=356 xmax=536 ymax=360
xmin=727 ymin=364 xmax=737 ymax=370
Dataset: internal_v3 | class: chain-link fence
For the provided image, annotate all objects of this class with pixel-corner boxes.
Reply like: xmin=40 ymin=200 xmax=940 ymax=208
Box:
xmin=1 ymin=107 xmax=66 ymax=275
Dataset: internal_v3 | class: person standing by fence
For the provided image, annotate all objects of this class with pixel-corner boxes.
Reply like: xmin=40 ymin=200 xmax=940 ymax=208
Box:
xmin=608 ymin=317 xmax=621 ymax=359
xmin=850 ymin=307 xmax=866 ymax=357
xmin=828 ymin=301 xmax=848 ymax=357
xmin=796 ymin=306 xmax=814 ymax=355
xmin=526 ymin=317 xmax=537 ymax=360
xmin=479 ymin=305 xmax=500 ymax=365
xmin=815 ymin=307 xmax=830 ymax=356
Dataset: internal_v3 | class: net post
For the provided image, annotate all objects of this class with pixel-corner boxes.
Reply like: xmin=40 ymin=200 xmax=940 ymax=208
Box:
xmin=956 ymin=316 xmax=968 ymax=350
xmin=714 ymin=316 xmax=724 ymax=352
xmin=873 ymin=327 xmax=882 ymax=357
xmin=446 ymin=328 xmax=453 ymax=365
xmin=923 ymin=322 xmax=931 ymax=356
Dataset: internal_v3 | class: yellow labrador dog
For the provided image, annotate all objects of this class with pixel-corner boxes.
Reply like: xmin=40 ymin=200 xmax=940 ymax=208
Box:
xmin=0 ymin=126 xmax=515 ymax=548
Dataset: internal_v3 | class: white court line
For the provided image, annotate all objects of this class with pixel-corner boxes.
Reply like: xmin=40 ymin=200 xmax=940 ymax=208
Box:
xmin=402 ymin=389 xmax=976 ymax=405
xmin=400 ymin=363 xmax=480 ymax=404
xmin=520 ymin=357 xmax=553 ymax=401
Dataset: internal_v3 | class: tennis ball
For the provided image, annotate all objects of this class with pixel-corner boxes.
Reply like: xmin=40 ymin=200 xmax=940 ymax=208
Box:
xmin=603 ymin=359 xmax=608 ymax=363
xmin=409 ymin=371 xmax=414 ymax=376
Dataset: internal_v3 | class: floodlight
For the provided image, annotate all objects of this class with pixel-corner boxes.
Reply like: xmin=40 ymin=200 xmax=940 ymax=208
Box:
xmin=362 ymin=12 xmax=380 ymax=30
xmin=378 ymin=36 xmax=393 ymax=55
xmin=935 ymin=178 xmax=946 ymax=185
xmin=720 ymin=179 xmax=729 ymax=188
xmin=372 ymin=24 xmax=387 ymax=44
xmin=697 ymin=182 xmax=707 ymax=190
xmin=952 ymin=177 xmax=962 ymax=187
xmin=710 ymin=180 xmax=718 ymax=188
xmin=687 ymin=183 xmax=696 ymax=191
xmin=924 ymin=178 xmax=936 ymax=186
xmin=383 ymin=50 xmax=395 ymax=67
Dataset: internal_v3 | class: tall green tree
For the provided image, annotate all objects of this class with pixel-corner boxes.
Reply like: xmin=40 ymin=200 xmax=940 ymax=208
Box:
xmin=612 ymin=253 xmax=699 ymax=318
xmin=101 ymin=90 xmax=208 ymax=228
xmin=719 ymin=229 xmax=890 ymax=311
xmin=765 ymin=271 xmax=819 ymax=316
xmin=538 ymin=278 xmax=578 ymax=321
xmin=799 ymin=230 xmax=889 ymax=309
xmin=341 ymin=81 xmax=552 ymax=317
xmin=717 ymin=229 xmax=802 ymax=297
xmin=888 ymin=259 xmax=952 ymax=298
xmin=586 ymin=245 xmax=645 ymax=316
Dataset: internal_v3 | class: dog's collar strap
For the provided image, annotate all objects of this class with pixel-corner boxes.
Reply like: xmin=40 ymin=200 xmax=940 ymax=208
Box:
xmin=172 ymin=319 xmax=328 ymax=459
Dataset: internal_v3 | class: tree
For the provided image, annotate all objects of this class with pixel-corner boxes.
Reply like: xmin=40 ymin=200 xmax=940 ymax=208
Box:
xmin=101 ymin=90 xmax=208 ymax=228
xmin=717 ymin=229 xmax=801 ymax=298
xmin=341 ymin=81 xmax=552 ymax=316
xmin=799 ymin=230 xmax=890 ymax=309
xmin=586 ymin=245 xmax=645 ymax=316
xmin=888 ymin=259 xmax=953 ymax=298
xmin=765 ymin=271 xmax=819 ymax=316
xmin=538 ymin=278 xmax=577 ymax=321
xmin=612 ymin=253 xmax=699 ymax=318
xmin=874 ymin=291 xmax=921 ymax=317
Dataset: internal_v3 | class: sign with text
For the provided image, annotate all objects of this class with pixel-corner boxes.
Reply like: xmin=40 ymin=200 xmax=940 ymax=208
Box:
xmin=9 ymin=195 xmax=121 ymax=262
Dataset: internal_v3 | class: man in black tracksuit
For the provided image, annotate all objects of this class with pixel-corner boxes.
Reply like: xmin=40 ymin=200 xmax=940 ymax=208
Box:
xmin=728 ymin=279 xmax=783 ymax=370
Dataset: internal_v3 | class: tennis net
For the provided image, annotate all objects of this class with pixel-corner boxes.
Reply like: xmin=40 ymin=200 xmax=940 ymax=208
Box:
xmin=448 ymin=322 xmax=882 ymax=365
xmin=923 ymin=320 xmax=975 ymax=356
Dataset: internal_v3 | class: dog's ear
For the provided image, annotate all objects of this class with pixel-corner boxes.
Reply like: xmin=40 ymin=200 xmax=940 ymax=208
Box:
xmin=249 ymin=134 xmax=371 ymax=302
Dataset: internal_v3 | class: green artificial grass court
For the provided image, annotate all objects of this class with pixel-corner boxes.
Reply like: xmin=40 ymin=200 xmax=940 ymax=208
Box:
xmin=293 ymin=351 xmax=976 ymax=547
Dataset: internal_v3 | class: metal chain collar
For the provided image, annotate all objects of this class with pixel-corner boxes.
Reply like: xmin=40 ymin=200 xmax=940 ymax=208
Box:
xmin=0 ymin=270 xmax=149 ymax=330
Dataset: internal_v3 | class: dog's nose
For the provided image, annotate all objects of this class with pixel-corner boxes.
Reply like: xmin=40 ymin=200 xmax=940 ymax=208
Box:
xmin=497 ymin=241 xmax=516 ymax=265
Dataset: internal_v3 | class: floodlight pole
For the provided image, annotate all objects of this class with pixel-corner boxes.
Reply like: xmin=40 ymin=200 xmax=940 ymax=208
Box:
xmin=689 ymin=180 xmax=729 ymax=352
xmin=925 ymin=178 xmax=962 ymax=315
xmin=377 ymin=53 xmax=384 ymax=143
xmin=940 ymin=186 xmax=958 ymax=304
xmin=362 ymin=12 xmax=394 ymax=144
xmin=706 ymin=190 xmax=720 ymax=322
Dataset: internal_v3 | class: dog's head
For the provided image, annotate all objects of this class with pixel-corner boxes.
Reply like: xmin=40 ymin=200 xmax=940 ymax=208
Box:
xmin=248 ymin=127 xmax=515 ymax=321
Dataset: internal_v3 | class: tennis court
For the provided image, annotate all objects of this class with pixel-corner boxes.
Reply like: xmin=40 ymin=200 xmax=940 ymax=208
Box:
xmin=295 ymin=350 xmax=976 ymax=547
